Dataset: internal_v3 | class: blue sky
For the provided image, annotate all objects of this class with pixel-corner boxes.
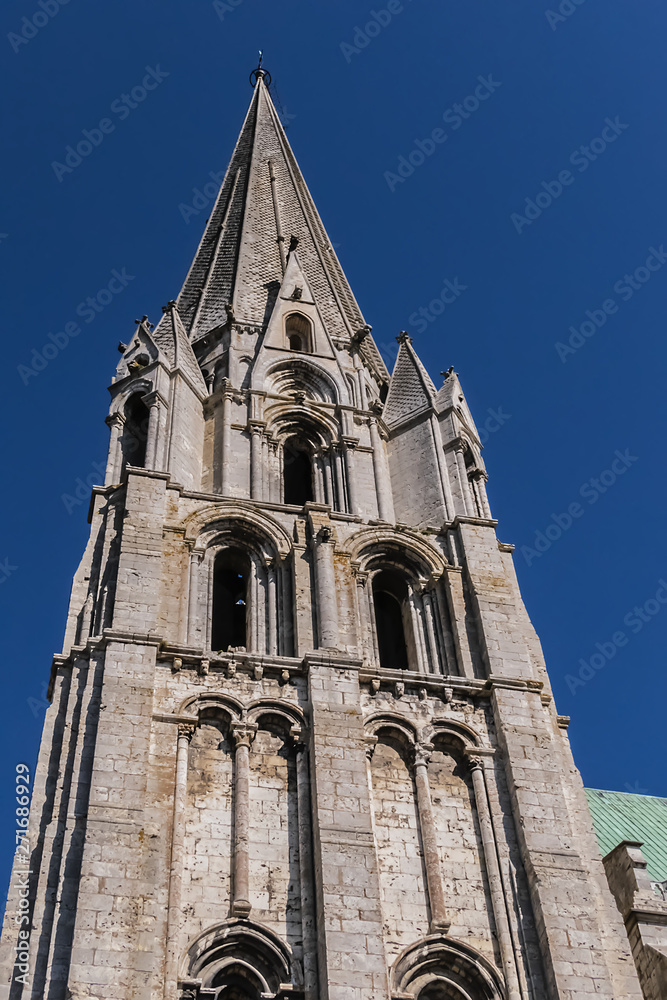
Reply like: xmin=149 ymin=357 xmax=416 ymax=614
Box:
xmin=1 ymin=0 xmax=666 ymax=906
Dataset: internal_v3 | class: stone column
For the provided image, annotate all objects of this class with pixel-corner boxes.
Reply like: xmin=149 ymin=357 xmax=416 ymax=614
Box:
xmin=431 ymin=414 xmax=455 ymax=522
xmin=267 ymin=559 xmax=278 ymax=656
xmin=164 ymin=721 xmax=196 ymax=999
xmin=412 ymin=742 xmax=450 ymax=932
xmin=230 ymin=723 xmax=257 ymax=918
xmin=220 ymin=380 xmax=233 ymax=496
xmin=454 ymin=444 xmax=472 ymax=516
xmin=312 ymin=526 xmax=339 ymax=649
xmin=269 ymin=440 xmax=279 ymax=503
xmin=294 ymin=737 xmax=318 ymax=999
xmin=250 ymin=424 xmax=263 ymax=500
xmin=467 ymin=754 xmax=522 ymax=1000
xmin=322 ymin=448 xmax=335 ymax=508
xmin=186 ymin=550 xmax=203 ymax=647
xmin=343 ymin=438 xmax=359 ymax=515
xmin=407 ymin=585 xmax=428 ymax=673
xmin=104 ymin=412 xmax=124 ymax=484
xmin=477 ymin=473 xmax=491 ymax=519
xmin=313 ymin=452 xmax=326 ymax=505
xmin=421 ymin=588 xmax=442 ymax=674
xmin=443 ymin=567 xmax=476 ymax=678
xmin=144 ymin=393 xmax=163 ymax=471
xmin=368 ymin=417 xmax=394 ymax=522
xmin=354 ymin=570 xmax=371 ymax=663
xmin=334 ymin=446 xmax=346 ymax=513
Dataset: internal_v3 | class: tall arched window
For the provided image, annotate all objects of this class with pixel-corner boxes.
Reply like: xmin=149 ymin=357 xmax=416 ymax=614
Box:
xmin=211 ymin=548 xmax=250 ymax=651
xmin=285 ymin=313 xmax=312 ymax=353
xmin=121 ymin=393 xmax=150 ymax=469
xmin=283 ymin=436 xmax=314 ymax=506
xmin=372 ymin=570 xmax=410 ymax=670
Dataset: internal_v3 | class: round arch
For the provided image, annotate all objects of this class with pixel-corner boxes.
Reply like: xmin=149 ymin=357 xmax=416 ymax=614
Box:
xmin=264 ymin=356 xmax=343 ymax=404
xmin=344 ymin=526 xmax=448 ymax=582
xmin=183 ymin=504 xmax=292 ymax=560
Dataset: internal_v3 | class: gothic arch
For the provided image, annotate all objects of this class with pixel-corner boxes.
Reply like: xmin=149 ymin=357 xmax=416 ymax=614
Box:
xmin=391 ymin=935 xmax=506 ymax=999
xmin=182 ymin=919 xmax=298 ymax=994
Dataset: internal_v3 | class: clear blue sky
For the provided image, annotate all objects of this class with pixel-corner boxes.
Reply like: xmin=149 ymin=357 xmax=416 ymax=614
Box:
xmin=1 ymin=0 xmax=666 ymax=907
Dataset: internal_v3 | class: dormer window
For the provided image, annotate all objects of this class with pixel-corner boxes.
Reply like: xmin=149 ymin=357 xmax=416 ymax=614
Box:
xmin=285 ymin=313 xmax=312 ymax=353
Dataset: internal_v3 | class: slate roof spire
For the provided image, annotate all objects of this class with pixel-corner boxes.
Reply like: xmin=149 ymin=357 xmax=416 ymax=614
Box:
xmin=175 ymin=65 xmax=388 ymax=382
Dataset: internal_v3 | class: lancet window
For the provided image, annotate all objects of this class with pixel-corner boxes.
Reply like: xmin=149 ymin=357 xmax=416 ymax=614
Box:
xmin=285 ymin=312 xmax=312 ymax=353
xmin=211 ymin=548 xmax=249 ymax=652
xmin=121 ymin=392 xmax=150 ymax=470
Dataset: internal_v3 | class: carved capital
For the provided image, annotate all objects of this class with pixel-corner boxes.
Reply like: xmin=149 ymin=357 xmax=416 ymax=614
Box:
xmin=413 ymin=741 xmax=434 ymax=769
xmin=364 ymin=734 xmax=378 ymax=760
xmin=178 ymin=722 xmax=196 ymax=743
xmin=230 ymin=722 xmax=257 ymax=749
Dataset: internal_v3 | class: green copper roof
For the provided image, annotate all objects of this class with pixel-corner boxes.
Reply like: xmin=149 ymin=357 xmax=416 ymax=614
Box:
xmin=585 ymin=788 xmax=667 ymax=882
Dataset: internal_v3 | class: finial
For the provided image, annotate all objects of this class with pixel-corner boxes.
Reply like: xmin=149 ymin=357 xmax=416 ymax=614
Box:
xmin=396 ymin=331 xmax=412 ymax=345
xmin=441 ymin=366 xmax=456 ymax=381
xmin=250 ymin=51 xmax=272 ymax=88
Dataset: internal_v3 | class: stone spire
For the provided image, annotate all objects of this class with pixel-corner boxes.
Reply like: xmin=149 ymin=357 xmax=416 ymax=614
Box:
xmin=176 ymin=70 xmax=388 ymax=384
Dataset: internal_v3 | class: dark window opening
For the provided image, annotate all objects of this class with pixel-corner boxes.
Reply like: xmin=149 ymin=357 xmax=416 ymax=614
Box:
xmin=211 ymin=965 xmax=262 ymax=1000
xmin=285 ymin=313 xmax=312 ymax=353
xmin=211 ymin=549 xmax=249 ymax=652
xmin=121 ymin=393 xmax=150 ymax=470
xmin=373 ymin=570 xmax=409 ymax=670
xmin=283 ymin=437 xmax=313 ymax=506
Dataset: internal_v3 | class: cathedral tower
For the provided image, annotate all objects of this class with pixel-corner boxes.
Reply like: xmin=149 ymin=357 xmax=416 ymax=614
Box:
xmin=0 ymin=68 xmax=646 ymax=1000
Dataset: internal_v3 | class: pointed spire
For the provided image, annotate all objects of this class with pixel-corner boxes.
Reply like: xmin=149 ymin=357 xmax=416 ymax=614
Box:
xmin=383 ymin=333 xmax=437 ymax=428
xmin=175 ymin=67 xmax=388 ymax=383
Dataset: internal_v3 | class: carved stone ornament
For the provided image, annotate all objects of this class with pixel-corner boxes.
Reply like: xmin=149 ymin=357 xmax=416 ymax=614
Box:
xmin=394 ymin=681 xmax=405 ymax=699
xmin=413 ymin=741 xmax=434 ymax=768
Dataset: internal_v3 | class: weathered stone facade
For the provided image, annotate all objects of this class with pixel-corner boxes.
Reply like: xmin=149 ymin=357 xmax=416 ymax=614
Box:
xmin=0 ymin=69 xmax=650 ymax=999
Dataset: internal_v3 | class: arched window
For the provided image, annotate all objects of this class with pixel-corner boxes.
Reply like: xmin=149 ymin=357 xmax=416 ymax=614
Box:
xmin=211 ymin=549 xmax=250 ymax=651
xmin=285 ymin=313 xmax=312 ymax=353
xmin=213 ymin=971 xmax=261 ymax=1000
xmin=372 ymin=570 xmax=410 ymax=670
xmin=121 ymin=393 xmax=150 ymax=469
xmin=283 ymin=436 xmax=314 ymax=506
